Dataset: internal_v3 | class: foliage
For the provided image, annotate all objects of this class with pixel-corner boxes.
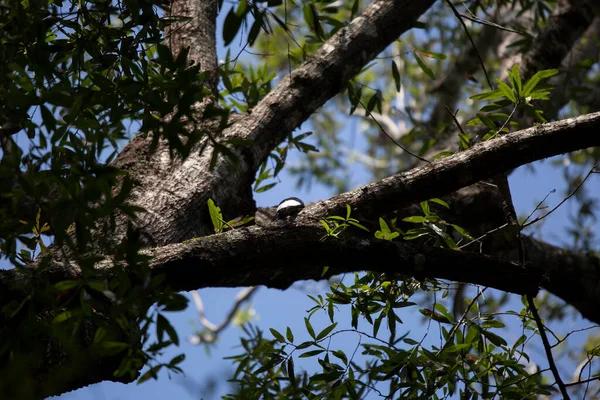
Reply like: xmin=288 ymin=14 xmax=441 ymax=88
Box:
xmin=0 ymin=0 xmax=194 ymax=392
xmin=320 ymin=205 xmax=369 ymax=239
xmin=0 ymin=0 xmax=599 ymax=398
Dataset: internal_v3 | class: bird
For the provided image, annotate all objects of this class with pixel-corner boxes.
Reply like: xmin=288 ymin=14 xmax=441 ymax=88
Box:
xmin=275 ymin=197 xmax=305 ymax=220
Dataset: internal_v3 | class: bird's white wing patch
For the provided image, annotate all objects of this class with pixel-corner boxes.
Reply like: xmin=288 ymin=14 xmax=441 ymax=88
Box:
xmin=277 ymin=199 xmax=303 ymax=211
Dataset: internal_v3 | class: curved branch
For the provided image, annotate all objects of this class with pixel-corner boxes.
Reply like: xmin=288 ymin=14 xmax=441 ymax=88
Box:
xmin=148 ymin=225 xmax=541 ymax=296
xmin=232 ymin=0 xmax=437 ymax=170
xmin=4 ymin=111 xmax=599 ymax=321
xmin=312 ymin=111 xmax=600 ymax=220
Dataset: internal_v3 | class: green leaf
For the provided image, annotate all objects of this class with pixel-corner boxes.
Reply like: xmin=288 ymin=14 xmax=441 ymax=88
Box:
xmin=496 ymin=79 xmax=517 ymax=103
xmin=403 ymin=216 xmax=426 ymax=223
xmin=54 ymin=280 xmax=80 ymax=291
xmin=445 ymin=343 xmax=472 ymax=353
xmin=508 ymin=64 xmax=522 ymax=96
xmin=420 ymin=200 xmax=430 ymax=216
xmin=350 ymin=0 xmax=359 ymax=18
xmin=346 ymin=380 xmax=360 ymax=400
xmin=413 ymin=50 xmax=435 ymax=80
xmin=320 ymin=219 xmax=332 ymax=233
xmin=255 ymin=182 xmax=277 ymax=193
xmin=287 ymin=357 xmax=296 ymax=386
xmin=270 ymin=328 xmax=286 ymax=343
xmin=418 ymin=50 xmax=447 ymax=60
xmin=482 ymin=319 xmax=505 ymax=329
xmin=304 ymin=317 xmax=316 ymax=339
xmin=53 ymin=310 xmax=76 ymax=323
xmin=286 ymin=327 xmax=294 ymax=343
xmin=430 ymin=198 xmax=449 ymax=209
xmin=379 ymin=218 xmax=391 ymax=233
xmin=522 ymin=69 xmax=558 ymax=97
xmin=138 ymin=365 xmax=163 ymax=384
xmin=303 ymin=3 xmax=324 ymax=40
xmin=480 ymin=328 xmax=508 ymax=346
xmin=420 ymin=308 xmax=452 ymax=324
xmin=331 ymin=349 xmax=348 ymax=365
xmin=470 ymin=90 xmax=505 ymax=101
xmin=299 ymin=349 xmax=325 ymax=358
xmin=347 ymin=82 xmax=362 ymax=115
xmin=223 ymin=8 xmax=244 ymax=46
xmin=434 ymin=303 xmax=455 ymax=323
xmin=347 ymin=220 xmax=369 ymax=232
xmin=100 ymin=341 xmax=130 ymax=355
xmin=207 ymin=199 xmax=223 ymax=233
xmin=296 ymin=341 xmax=313 ymax=350
xmin=450 ymin=224 xmax=473 ymax=240
xmin=157 ymin=314 xmax=179 ymax=345
xmin=316 ymin=322 xmax=337 ymax=341
xmin=476 ymin=113 xmax=497 ymax=130
xmin=391 ymin=61 xmax=401 ymax=92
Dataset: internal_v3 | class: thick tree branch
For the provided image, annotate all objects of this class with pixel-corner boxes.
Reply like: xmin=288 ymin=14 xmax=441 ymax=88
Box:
xmin=4 ymin=110 xmax=599 ymax=315
xmin=102 ymin=0 xmax=439 ymax=247
xmin=311 ymin=111 xmax=600 ymax=220
xmin=232 ymin=0 xmax=436 ymax=171
xmin=148 ymin=226 xmax=541 ymax=296
xmin=167 ymin=0 xmax=219 ymax=96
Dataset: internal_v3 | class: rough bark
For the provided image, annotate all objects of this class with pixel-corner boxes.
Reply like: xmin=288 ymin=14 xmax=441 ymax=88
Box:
xmin=3 ymin=110 xmax=599 ymax=318
xmin=102 ymin=0 xmax=438 ymax=248
xmin=167 ymin=0 xmax=219 ymax=95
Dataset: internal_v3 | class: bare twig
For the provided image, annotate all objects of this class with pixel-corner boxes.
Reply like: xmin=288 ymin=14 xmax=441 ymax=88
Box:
xmin=494 ymin=100 xmax=519 ymax=138
xmin=444 ymin=0 xmax=493 ymax=89
xmin=459 ymin=12 xmax=523 ymax=34
xmin=565 ymin=372 xmax=600 ymax=387
xmin=444 ymin=106 xmax=466 ymax=136
xmin=354 ymin=93 xmax=430 ymax=163
xmin=459 ymin=223 xmax=508 ymax=250
xmin=527 ymin=293 xmax=571 ymax=399
xmin=438 ymin=287 xmax=488 ymax=354
xmin=522 ymin=189 xmax=556 ymax=226
xmin=522 ymin=164 xmax=599 ymax=228
xmin=189 ymin=286 xmax=259 ymax=343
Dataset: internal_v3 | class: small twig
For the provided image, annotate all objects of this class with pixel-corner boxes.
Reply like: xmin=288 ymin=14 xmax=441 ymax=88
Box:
xmin=189 ymin=286 xmax=259 ymax=342
xmin=444 ymin=0 xmax=493 ymax=89
xmin=522 ymin=164 xmax=598 ymax=228
xmin=494 ymin=100 xmax=519 ymax=137
xmin=527 ymin=293 xmax=571 ymax=399
xmin=459 ymin=223 xmax=508 ymax=249
xmin=459 ymin=12 xmax=523 ymax=34
xmin=564 ymin=374 xmax=600 ymax=388
xmin=522 ymin=189 xmax=556 ymax=226
xmin=552 ymin=325 xmax=600 ymax=348
xmin=438 ymin=287 xmax=487 ymax=354
xmin=355 ymin=94 xmax=430 ymax=163
xmin=444 ymin=106 xmax=466 ymax=136
xmin=488 ymin=168 xmax=570 ymax=398
xmin=218 ymin=217 xmax=236 ymax=231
